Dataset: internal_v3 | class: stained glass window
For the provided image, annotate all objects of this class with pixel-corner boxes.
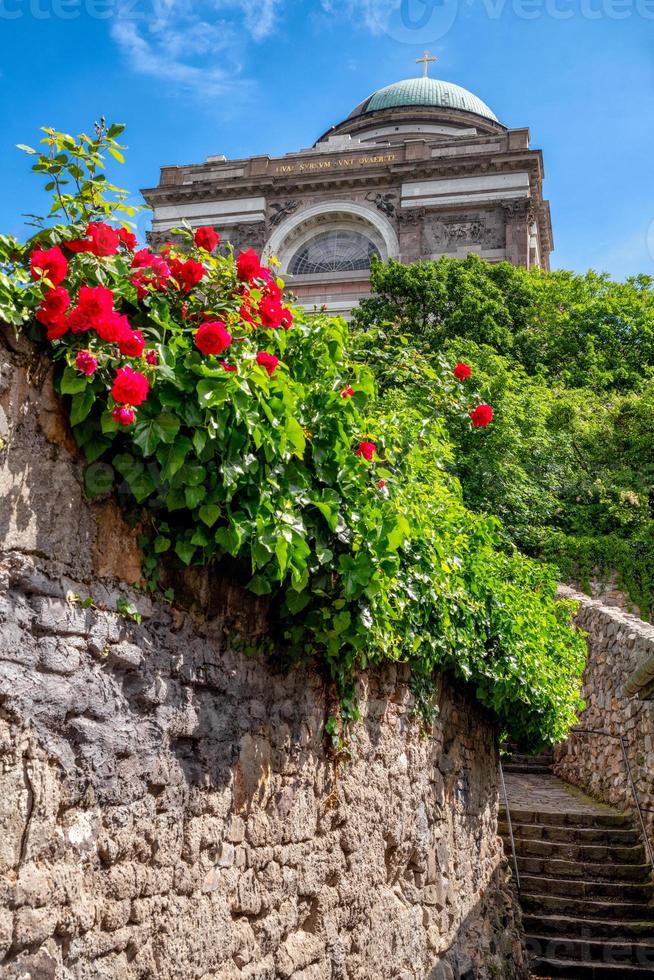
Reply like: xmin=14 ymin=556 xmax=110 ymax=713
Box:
xmin=288 ymin=230 xmax=380 ymax=275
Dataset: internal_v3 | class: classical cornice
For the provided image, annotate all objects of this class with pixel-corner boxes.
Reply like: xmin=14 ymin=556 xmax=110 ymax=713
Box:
xmin=142 ymin=152 xmax=546 ymax=210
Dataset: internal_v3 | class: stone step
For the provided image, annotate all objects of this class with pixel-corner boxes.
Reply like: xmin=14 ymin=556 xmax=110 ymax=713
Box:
xmin=503 ymin=763 xmax=553 ymax=774
xmin=510 ymin=807 xmax=633 ymax=829
xmin=509 ymin=835 xmax=647 ymax=864
xmin=499 ymin=819 xmax=641 ymax=846
xmin=524 ymin=912 xmax=654 ymax=940
xmin=527 ymin=934 xmax=654 ymax=967
xmin=521 ymin=891 xmax=654 ymax=921
xmin=531 ymin=955 xmax=654 ymax=978
xmin=519 ymin=874 xmax=654 ymax=902
xmin=517 ymin=855 xmax=653 ymax=882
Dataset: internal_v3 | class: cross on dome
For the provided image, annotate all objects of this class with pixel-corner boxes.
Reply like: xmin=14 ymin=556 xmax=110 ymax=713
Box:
xmin=415 ymin=50 xmax=437 ymax=78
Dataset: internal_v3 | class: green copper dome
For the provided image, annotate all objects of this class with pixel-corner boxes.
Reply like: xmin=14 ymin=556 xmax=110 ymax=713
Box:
xmin=349 ymin=77 xmax=499 ymax=123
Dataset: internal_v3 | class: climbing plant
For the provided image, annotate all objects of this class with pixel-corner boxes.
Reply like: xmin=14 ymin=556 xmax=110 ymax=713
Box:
xmin=0 ymin=121 xmax=586 ymax=747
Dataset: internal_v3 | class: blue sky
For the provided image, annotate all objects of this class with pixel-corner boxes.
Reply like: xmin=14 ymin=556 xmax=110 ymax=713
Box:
xmin=0 ymin=0 xmax=652 ymax=278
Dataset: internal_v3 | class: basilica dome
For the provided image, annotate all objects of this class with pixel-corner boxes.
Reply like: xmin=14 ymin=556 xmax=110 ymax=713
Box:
xmin=347 ymin=77 xmax=499 ymax=123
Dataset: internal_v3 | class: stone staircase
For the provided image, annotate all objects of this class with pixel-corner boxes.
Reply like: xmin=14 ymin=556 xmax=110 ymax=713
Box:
xmin=500 ymin=770 xmax=654 ymax=978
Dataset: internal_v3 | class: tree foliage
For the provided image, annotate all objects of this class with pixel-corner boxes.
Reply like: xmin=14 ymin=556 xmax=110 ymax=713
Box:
xmin=355 ymin=256 xmax=654 ymax=617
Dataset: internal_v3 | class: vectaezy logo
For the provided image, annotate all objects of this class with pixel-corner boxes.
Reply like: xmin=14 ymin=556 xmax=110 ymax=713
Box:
xmin=369 ymin=0 xmax=459 ymax=43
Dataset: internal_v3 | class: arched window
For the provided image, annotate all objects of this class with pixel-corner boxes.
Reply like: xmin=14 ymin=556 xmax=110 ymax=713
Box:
xmin=288 ymin=229 xmax=380 ymax=275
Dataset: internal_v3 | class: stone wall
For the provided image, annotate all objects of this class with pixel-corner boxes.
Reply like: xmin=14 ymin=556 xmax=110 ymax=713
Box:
xmin=554 ymin=586 xmax=654 ymax=847
xmin=0 ymin=333 xmax=527 ymax=979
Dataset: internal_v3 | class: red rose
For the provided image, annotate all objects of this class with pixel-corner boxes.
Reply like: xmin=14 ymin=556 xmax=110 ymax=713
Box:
xmin=340 ymin=386 xmax=354 ymax=398
xmin=356 ymin=441 xmax=376 ymax=461
xmin=195 ymin=321 xmax=232 ymax=356
xmin=67 ymin=222 xmax=120 ymax=257
xmin=30 ymin=246 xmax=68 ymax=285
xmin=119 ymin=330 xmax=145 ymax=358
xmin=87 ymin=222 xmax=120 ymax=257
xmin=378 ymin=479 xmax=386 ymax=490
xmin=470 ymin=403 xmax=494 ymax=428
xmin=454 ymin=362 xmax=471 ymax=381
xmin=112 ymin=405 xmax=135 ymax=426
xmin=117 ymin=227 xmax=137 ymax=250
xmin=194 ymin=226 xmax=220 ymax=251
xmin=132 ymin=248 xmax=155 ymax=269
xmin=75 ymin=350 xmax=98 ymax=375
xmin=67 ymin=307 xmax=92 ymax=334
xmin=263 ymin=280 xmax=282 ymax=303
xmin=96 ymin=312 xmax=132 ymax=344
xmin=77 ymin=285 xmax=115 ymax=326
xmin=240 ymin=301 xmax=256 ymax=325
xmin=259 ymin=296 xmax=283 ymax=329
xmin=46 ymin=319 xmax=68 ymax=341
xmin=170 ymin=258 xmax=205 ymax=292
xmin=145 ymin=349 xmax=158 ymax=366
xmin=35 ymin=286 xmax=70 ymax=326
xmin=256 ymin=351 xmax=279 ymax=376
xmin=64 ymin=238 xmax=94 ymax=254
xmin=236 ymin=249 xmax=262 ymax=282
xmin=280 ymin=307 xmax=293 ymax=330
xmin=131 ymin=250 xmax=170 ymax=297
xmin=111 ymin=365 xmax=149 ymax=406
xmin=221 ymin=361 xmax=237 ymax=372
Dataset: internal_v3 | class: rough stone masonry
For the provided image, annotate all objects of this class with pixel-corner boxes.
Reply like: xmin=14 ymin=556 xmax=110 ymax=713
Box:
xmin=0 ymin=333 xmax=527 ymax=979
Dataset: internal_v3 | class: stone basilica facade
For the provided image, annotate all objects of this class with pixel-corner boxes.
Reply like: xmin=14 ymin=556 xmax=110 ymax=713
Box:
xmin=143 ymin=71 xmax=552 ymax=316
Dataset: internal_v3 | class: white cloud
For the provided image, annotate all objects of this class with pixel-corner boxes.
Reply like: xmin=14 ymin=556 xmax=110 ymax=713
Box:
xmin=110 ymin=0 xmax=282 ymax=98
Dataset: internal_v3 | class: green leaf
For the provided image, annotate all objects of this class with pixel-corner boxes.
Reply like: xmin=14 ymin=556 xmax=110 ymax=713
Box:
xmin=215 ymin=525 xmax=242 ymax=556
xmin=84 ymin=436 xmax=112 ymax=464
xmin=197 ymin=379 xmax=229 ymax=408
xmin=133 ymin=413 xmax=180 ymax=457
xmin=158 ymin=436 xmax=192 ymax=480
xmin=285 ymin=590 xmax=310 ymax=614
xmin=185 ymin=484 xmax=206 ymax=509
xmin=154 ymin=535 xmax=171 ymax=553
xmin=248 ymin=574 xmax=273 ymax=596
xmin=155 ymin=412 xmax=180 ymax=444
xmin=60 ymin=366 xmax=87 ymax=395
xmin=193 ymin=428 xmax=207 ymax=455
xmin=199 ymin=503 xmax=220 ymax=527
xmin=285 ymin=417 xmax=306 ymax=458
xmin=386 ymin=516 xmax=411 ymax=551
xmin=191 ymin=527 xmax=209 ymax=547
xmin=113 ymin=453 xmax=157 ymax=503
xmin=101 ymin=410 xmax=119 ymax=435
xmin=175 ymin=540 xmax=195 ymax=565
xmin=70 ymin=388 xmax=95 ymax=427
xmin=84 ymin=462 xmax=114 ymax=499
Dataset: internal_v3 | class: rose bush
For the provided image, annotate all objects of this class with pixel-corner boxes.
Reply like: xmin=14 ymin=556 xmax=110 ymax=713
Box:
xmin=0 ymin=121 xmax=586 ymax=746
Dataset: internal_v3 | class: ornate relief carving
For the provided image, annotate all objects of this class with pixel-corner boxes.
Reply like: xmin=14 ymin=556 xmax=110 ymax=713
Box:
xmin=422 ymin=210 xmax=505 ymax=252
xmin=221 ymin=222 xmax=266 ymax=253
xmin=502 ymin=199 xmax=535 ymax=223
xmin=269 ymin=200 xmax=301 ymax=227
xmin=398 ymin=207 xmax=426 ymax=226
xmin=364 ymin=191 xmax=397 ymax=218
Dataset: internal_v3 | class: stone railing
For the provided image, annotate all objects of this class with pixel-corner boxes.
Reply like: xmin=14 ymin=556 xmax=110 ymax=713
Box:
xmin=554 ymin=586 xmax=654 ymax=846
xmin=0 ymin=333 xmax=528 ymax=978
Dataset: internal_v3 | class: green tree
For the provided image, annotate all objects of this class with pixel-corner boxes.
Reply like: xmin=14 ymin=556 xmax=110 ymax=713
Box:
xmin=355 ymin=256 xmax=654 ymax=618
